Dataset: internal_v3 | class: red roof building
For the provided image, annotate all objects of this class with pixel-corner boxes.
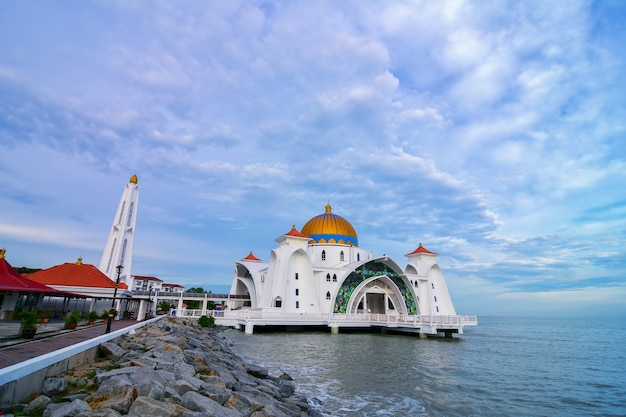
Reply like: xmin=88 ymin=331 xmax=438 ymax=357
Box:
xmin=161 ymin=283 xmax=184 ymax=293
xmin=132 ymin=275 xmax=163 ymax=292
xmin=0 ymin=249 xmax=86 ymax=319
xmin=1 ymin=256 xmax=57 ymax=294
xmin=28 ymin=257 xmax=129 ymax=300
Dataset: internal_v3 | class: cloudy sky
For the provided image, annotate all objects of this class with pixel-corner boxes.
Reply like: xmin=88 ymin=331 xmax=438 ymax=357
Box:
xmin=1 ymin=1 xmax=625 ymax=317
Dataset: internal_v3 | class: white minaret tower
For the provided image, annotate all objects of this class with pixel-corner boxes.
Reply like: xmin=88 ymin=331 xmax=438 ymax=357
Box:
xmin=98 ymin=174 xmax=139 ymax=288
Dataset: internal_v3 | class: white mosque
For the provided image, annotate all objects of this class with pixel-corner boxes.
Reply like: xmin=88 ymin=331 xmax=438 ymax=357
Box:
xmin=226 ymin=203 xmax=477 ymax=337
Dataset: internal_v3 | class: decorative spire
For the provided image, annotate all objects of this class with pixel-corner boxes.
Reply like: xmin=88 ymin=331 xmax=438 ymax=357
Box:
xmin=76 ymin=256 xmax=83 ymax=265
xmin=0 ymin=247 xmax=5 ymax=259
xmin=325 ymin=201 xmax=332 ymax=214
xmin=130 ymin=174 xmax=138 ymax=184
xmin=284 ymin=224 xmax=309 ymax=239
xmin=243 ymin=251 xmax=261 ymax=262
xmin=405 ymin=242 xmax=438 ymax=256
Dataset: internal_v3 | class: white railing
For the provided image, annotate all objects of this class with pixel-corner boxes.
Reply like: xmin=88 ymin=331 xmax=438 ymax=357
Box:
xmin=170 ymin=309 xmax=225 ymax=317
xmin=171 ymin=309 xmax=477 ymax=328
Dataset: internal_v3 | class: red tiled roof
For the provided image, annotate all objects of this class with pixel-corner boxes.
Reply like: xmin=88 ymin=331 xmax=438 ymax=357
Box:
xmin=29 ymin=263 xmax=128 ymax=289
xmin=242 ymin=251 xmax=262 ymax=262
xmin=162 ymin=283 xmax=184 ymax=288
xmin=405 ymin=243 xmax=438 ymax=256
xmin=133 ymin=275 xmax=163 ymax=282
xmin=284 ymin=225 xmax=309 ymax=239
xmin=0 ymin=257 xmax=59 ymax=293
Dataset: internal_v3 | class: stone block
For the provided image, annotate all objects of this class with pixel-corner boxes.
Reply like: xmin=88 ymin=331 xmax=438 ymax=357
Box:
xmin=126 ymin=396 xmax=189 ymax=417
xmin=181 ymin=391 xmax=242 ymax=417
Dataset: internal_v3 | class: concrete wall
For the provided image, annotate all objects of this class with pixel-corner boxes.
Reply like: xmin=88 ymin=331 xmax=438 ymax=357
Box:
xmin=0 ymin=316 xmax=162 ymax=408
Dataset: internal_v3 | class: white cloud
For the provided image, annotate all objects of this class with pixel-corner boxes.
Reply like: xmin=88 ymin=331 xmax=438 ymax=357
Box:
xmin=1 ymin=0 xmax=624 ymax=316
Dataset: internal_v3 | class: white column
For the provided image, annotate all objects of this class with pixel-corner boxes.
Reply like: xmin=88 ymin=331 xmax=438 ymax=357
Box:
xmin=201 ymin=295 xmax=208 ymax=315
xmin=245 ymin=322 xmax=254 ymax=334
xmin=137 ymin=300 xmax=147 ymax=321
xmin=114 ymin=299 xmax=122 ymax=319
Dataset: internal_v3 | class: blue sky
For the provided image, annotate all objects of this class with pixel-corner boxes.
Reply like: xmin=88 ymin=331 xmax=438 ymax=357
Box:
xmin=1 ymin=1 xmax=625 ymax=317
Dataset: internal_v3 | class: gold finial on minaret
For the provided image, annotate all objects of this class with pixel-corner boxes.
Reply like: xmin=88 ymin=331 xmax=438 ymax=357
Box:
xmin=130 ymin=174 xmax=138 ymax=184
xmin=325 ymin=201 xmax=332 ymax=214
xmin=0 ymin=247 xmax=5 ymax=259
xmin=76 ymin=256 xmax=83 ymax=265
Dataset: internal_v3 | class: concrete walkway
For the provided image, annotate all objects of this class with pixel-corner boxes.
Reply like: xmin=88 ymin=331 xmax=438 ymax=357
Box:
xmin=0 ymin=319 xmax=138 ymax=369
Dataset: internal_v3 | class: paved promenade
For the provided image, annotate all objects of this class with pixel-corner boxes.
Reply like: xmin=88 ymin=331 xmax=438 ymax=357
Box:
xmin=0 ymin=319 xmax=138 ymax=369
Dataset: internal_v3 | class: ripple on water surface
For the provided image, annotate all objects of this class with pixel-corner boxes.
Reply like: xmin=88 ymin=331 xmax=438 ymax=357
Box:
xmin=224 ymin=317 xmax=626 ymax=417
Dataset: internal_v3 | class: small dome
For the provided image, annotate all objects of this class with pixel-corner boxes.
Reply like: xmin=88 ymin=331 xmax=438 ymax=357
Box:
xmin=405 ymin=242 xmax=438 ymax=256
xmin=301 ymin=203 xmax=358 ymax=246
xmin=242 ymin=251 xmax=261 ymax=262
xmin=130 ymin=174 xmax=138 ymax=184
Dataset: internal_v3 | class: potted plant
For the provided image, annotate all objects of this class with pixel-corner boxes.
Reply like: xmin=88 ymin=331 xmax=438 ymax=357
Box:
xmin=37 ymin=309 xmax=53 ymax=324
xmin=64 ymin=310 xmax=81 ymax=329
xmin=101 ymin=309 xmax=117 ymax=320
xmin=17 ymin=309 xmax=39 ymax=339
xmin=86 ymin=310 xmax=99 ymax=325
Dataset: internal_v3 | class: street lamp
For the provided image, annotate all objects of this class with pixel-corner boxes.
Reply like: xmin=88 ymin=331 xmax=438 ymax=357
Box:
xmin=105 ymin=264 xmax=123 ymax=334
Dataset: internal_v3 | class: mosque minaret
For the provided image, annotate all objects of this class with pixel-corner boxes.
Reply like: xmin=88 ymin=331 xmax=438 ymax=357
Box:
xmin=98 ymin=174 xmax=139 ymax=287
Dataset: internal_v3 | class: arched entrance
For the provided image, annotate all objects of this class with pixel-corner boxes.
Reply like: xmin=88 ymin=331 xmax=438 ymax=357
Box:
xmin=232 ymin=263 xmax=257 ymax=309
xmin=348 ymin=276 xmax=408 ymax=315
xmin=332 ymin=259 xmax=418 ymax=315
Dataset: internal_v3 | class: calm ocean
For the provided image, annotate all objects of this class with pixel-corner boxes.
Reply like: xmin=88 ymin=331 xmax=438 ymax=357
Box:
xmin=223 ymin=316 xmax=626 ymax=416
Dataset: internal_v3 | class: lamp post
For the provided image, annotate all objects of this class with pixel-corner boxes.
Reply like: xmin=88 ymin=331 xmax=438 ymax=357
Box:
xmin=105 ymin=264 xmax=123 ymax=334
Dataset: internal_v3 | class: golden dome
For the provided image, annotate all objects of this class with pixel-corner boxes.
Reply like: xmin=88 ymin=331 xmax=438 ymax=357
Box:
xmin=129 ymin=174 xmax=138 ymax=184
xmin=301 ymin=203 xmax=358 ymax=246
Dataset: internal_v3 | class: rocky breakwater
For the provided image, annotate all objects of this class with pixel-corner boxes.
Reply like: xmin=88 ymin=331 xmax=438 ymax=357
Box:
xmin=17 ymin=317 xmax=321 ymax=417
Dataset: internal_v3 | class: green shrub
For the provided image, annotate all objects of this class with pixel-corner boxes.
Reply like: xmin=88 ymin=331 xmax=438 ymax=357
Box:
xmin=198 ymin=315 xmax=215 ymax=327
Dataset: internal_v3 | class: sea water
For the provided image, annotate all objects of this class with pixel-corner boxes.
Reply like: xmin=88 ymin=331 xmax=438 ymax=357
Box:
xmin=223 ymin=316 xmax=626 ymax=416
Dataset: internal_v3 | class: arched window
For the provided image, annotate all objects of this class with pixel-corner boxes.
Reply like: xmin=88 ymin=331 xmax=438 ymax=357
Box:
xmin=415 ymin=281 xmax=419 ymax=287
xmin=295 ymin=273 xmax=299 ymax=280
xmin=332 ymin=274 xmax=337 ymax=282
xmin=106 ymin=238 xmax=117 ymax=273
xmin=340 ymin=251 xmax=344 ymax=261
xmin=434 ymin=296 xmax=437 ymax=302
xmin=274 ymin=297 xmax=282 ymax=308
xmin=326 ymin=273 xmax=331 ymax=282
xmin=295 ymin=288 xmax=299 ymax=296
xmin=357 ymin=253 xmax=360 ymax=261
xmin=120 ymin=239 xmax=128 ymax=265
xmin=432 ymin=283 xmax=435 ymax=289
xmin=321 ymin=250 xmax=326 ymax=261
xmin=296 ymin=301 xmax=300 ymax=309
xmin=118 ymin=202 xmax=126 ymax=225
xmin=326 ymin=291 xmax=331 ymax=300
xmin=127 ymin=202 xmax=134 ymax=227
